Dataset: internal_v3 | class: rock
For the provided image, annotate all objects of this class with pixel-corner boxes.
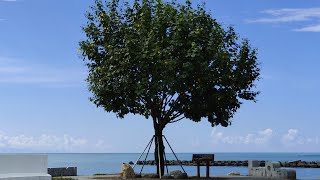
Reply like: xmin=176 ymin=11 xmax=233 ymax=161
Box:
xmin=129 ymin=161 xmax=134 ymax=165
xmin=288 ymin=160 xmax=301 ymax=164
xmin=169 ymin=170 xmax=188 ymax=179
xmin=170 ymin=170 xmax=182 ymax=176
xmin=121 ymin=164 xmax=135 ymax=179
xmin=228 ymin=171 xmax=240 ymax=176
xmin=297 ymin=162 xmax=304 ymax=167
xmin=310 ymin=164 xmax=318 ymax=168
xmin=162 ymin=174 xmax=174 ymax=179
xmin=177 ymin=173 xmax=188 ymax=179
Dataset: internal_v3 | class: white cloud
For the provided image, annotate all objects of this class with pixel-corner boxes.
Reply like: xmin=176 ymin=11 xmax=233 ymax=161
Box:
xmin=281 ymin=129 xmax=319 ymax=146
xmin=0 ymin=131 xmax=113 ymax=152
xmin=0 ymin=57 xmax=85 ymax=87
xmin=212 ymin=128 xmax=320 ymax=149
xmin=248 ymin=7 xmax=320 ymax=32
xmin=0 ymin=132 xmax=87 ymax=151
xmin=282 ymin=129 xmax=298 ymax=142
xmin=259 ymin=128 xmax=273 ymax=136
xmin=249 ymin=8 xmax=320 ymax=23
xmin=211 ymin=128 xmax=273 ymax=145
xmin=255 ymin=129 xmax=273 ymax=144
xmin=1 ymin=0 xmax=17 ymax=2
xmin=294 ymin=24 xmax=320 ymax=32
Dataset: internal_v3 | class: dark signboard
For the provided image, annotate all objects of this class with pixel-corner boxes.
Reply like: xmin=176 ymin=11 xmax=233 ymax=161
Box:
xmin=192 ymin=154 xmax=215 ymax=178
xmin=192 ymin=154 xmax=214 ymax=162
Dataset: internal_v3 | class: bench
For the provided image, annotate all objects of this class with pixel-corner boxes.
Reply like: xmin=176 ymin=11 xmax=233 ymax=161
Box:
xmin=0 ymin=154 xmax=51 ymax=180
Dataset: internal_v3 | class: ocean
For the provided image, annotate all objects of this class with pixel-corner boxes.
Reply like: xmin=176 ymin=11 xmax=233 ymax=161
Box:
xmin=48 ymin=153 xmax=320 ymax=179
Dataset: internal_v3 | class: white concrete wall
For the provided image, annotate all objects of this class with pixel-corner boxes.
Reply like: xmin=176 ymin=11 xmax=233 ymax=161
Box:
xmin=0 ymin=154 xmax=48 ymax=174
xmin=0 ymin=154 xmax=51 ymax=180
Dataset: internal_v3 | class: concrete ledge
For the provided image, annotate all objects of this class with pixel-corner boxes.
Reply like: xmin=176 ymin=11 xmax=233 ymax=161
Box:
xmin=0 ymin=155 xmax=48 ymax=174
xmin=0 ymin=155 xmax=51 ymax=180
xmin=62 ymin=174 xmax=287 ymax=180
xmin=135 ymin=160 xmax=320 ymax=168
xmin=0 ymin=173 xmax=51 ymax=180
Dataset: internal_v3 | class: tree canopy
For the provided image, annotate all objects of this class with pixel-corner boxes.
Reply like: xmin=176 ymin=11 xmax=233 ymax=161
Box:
xmin=80 ymin=0 xmax=260 ymax=129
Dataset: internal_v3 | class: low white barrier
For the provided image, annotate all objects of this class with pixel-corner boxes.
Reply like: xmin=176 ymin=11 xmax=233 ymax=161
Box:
xmin=0 ymin=154 xmax=51 ymax=180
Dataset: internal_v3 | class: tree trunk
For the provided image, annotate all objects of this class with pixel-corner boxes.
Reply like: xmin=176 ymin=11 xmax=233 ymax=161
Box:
xmin=154 ymin=125 xmax=165 ymax=176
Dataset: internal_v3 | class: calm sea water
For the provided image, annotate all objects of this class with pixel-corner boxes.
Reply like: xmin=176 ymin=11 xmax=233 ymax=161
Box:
xmin=47 ymin=153 xmax=320 ymax=179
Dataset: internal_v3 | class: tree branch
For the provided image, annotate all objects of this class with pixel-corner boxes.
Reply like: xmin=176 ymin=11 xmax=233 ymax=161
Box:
xmin=162 ymin=94 xmax=174 ymax=111
xmin=138 ymin=97 xmax=147 ymax=105
xmin=161 ymin=92 xmax=168 ymax=117
xmin=170 ymin=112 xmax=183 ymax=121
xmin=163 ymin=94 xmax=180 ymax=122
xmin=168 ymin=116 xmax=185 ymax=124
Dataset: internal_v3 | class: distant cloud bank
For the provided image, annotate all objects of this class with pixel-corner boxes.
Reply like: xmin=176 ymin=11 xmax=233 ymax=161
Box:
xmin=0 ymin=130 xmax=111 ymax=153
xmin=248 ymin=7 xmax=320 ymax=32
xmin=211 ymin=128 xmax=273 ymax=145
xmin=282 ymin=129 xmax=319 ymax=147
xmin=211 ymin=128 xmax=319 ymax=151
xmin=294 ymin=24 xmax=320 ymax=32
xmin=0 ymin=128 xmax=318 ymax=152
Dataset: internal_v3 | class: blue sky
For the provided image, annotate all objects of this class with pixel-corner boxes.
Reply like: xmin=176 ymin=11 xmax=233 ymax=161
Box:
xmin=0 ymin=0 xmax=320 ymax=153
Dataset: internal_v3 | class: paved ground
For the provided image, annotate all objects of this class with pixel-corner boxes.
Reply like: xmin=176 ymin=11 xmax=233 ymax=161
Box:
xmin=62 ymin=175 xmax=287 ymax=180
xmin=63 ymin=174 xmax=119 ymax=180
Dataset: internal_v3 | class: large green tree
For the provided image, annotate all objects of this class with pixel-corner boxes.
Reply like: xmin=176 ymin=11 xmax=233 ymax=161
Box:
xmin=80 ymin=0 xmax=260 ymax=176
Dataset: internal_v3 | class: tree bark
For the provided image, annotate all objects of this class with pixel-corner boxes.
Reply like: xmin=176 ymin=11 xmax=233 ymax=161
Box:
xmin=154 ymin=122 xmax=165 ymax=176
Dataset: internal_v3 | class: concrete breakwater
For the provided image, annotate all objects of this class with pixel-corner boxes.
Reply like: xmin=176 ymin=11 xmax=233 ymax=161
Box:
xmin=134 ymin=160 xmax=320 ymax=168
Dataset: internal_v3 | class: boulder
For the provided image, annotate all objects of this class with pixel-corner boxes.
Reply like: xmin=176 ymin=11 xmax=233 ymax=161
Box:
xmin=228 ymin=171 xmax=240 ymax=176
xmin=162 ymin=174 xmax=174 ymax=179
xmin=121 ymin=164 xmax=135 ymax=179
xmin=310 ymin=163 xmax=318 ymax=168
xmin=169 ymin=170 xmax=188 ymax=179
xmin=297 ymin=162 xmax=304 ymax=167
xmin=142 ymin=173 xmax=159 ymax=178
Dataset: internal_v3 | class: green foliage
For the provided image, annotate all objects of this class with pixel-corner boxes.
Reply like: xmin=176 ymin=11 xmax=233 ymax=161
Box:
xmin=79 ymin=0 xmax=260 ymax=129
xmin=52 ymin=177 xmax=76 ymax=180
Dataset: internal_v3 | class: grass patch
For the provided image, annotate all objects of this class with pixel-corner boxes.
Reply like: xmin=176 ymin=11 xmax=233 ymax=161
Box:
xmin=52 ymin=177 xmax=76 ymax=180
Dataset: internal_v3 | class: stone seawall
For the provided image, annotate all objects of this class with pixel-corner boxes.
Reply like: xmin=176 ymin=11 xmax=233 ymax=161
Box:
xmin=48 ymin=167 xmax=77 ymax=177
xmin=134 ymin=160 xmax=320 ymax=168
